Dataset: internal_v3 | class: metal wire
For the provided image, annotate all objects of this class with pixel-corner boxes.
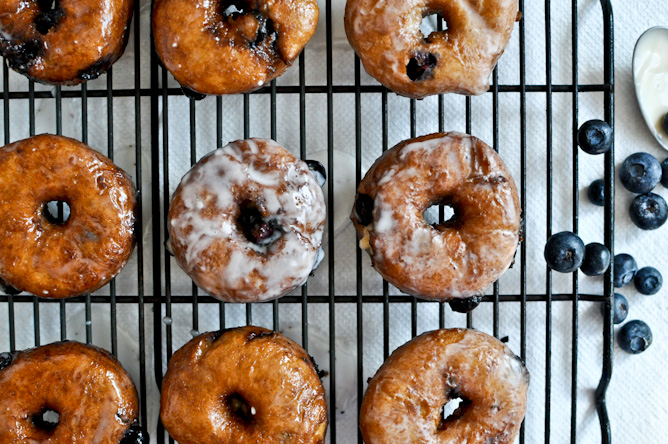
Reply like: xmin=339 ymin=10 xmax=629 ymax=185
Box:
xmin=0 ymin=0 xmax=615 ymax=443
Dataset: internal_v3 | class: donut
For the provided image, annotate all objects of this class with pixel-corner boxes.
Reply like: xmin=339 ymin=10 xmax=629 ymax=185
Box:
xmin=153 ymin=0 xmax=318 ymax=95
xmin=168 ymin=138 xmax=326 ymax=303
xmin=0 ymin=341 xmax=146 ymax=443
xmin=351 ymin=132 xmax=520 ymax=305
xmin=0 ymin=0 xmax=133 ymax=85
xmin=344 ymin=0 xmax=519 ymax=98
xmin=0 ymin=134 xmax=136 ymax=298
xmin=360 ymin=328 xmax=529 ymax=444
xmin=160 ymin=326 xmax=328 ymax=444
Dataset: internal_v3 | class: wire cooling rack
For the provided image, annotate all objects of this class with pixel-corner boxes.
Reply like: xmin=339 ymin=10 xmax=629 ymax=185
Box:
xmin=0 ymin=0 xmax=615 ymax=443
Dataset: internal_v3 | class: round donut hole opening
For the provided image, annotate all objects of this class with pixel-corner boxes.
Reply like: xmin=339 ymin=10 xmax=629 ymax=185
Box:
xmin=32 ymin=408 xmax=60 ymax=432
xmin=43 ymin=200 xmax=71 ymax=225
xmin=420 ymin=13 xmax=448 ymax=41
xmin=221 ymin=0 xmax=248 ymax=18
xmin=423 ymin=203 xmax=457 ymax=228
xmin=237 ymin=200 xmax=283 ymax=247
xmin=226 ymin=393 xmax=256 ymax=424
xmin=439 ymin=395 xmax=472 ymax=429
xmin=34 ymin=0 xmax=65 ymax=35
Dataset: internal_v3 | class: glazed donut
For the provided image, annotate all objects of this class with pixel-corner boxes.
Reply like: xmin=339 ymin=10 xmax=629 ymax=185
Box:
xmin=360 ymin=328 xmax=529 ymax=444
xmin=160 ymin=326 xmax=328 ymax=444
xmin=168 ymin=138 xmax=326 ymax=303
xmin=351 ymin=132 xmax=520 ymax=304
xmin=0 ymin=134 xmax=136 ymax=298
xmin=153 ymin=0 xmax=318 ymax=95
xmin=0 ymin=0 xmax=133 ymax=85
xmin=345 ymin=0 xmax=519 ymax=98
xmin=0 ymin=341 xmax=146 ymax=443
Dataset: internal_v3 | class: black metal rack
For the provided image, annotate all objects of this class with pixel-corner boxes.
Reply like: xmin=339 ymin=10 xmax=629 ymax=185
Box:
xmin=0 ymin=0 xmax=615 ymax=443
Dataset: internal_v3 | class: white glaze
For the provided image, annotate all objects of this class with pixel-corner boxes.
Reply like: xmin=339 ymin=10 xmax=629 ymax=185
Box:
xmin=633 ymin=27 xmax=668 ymax=150
xmin=169 ymin=139 xmax=326 ymax=302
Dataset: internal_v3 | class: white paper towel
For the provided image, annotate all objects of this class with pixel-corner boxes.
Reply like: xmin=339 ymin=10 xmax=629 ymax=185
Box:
xmin=0 ymin=0 xmax=667 ymax=443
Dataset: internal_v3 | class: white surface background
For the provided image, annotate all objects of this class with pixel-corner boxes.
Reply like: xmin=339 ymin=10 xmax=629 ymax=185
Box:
xmin=0 ymin=0 xmax=667 ymax=443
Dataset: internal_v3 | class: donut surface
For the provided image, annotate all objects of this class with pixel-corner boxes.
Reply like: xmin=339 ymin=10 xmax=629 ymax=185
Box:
xmin=161 ymin=326 xmax=328 ymax=444
xmin=345 ymin=0 xmax=519 ymax=98
xmin=0 ymin=341 xmax=140 ymax=443
xmin=0 ymin=134 xmax=136 ymax=298
xmin=153 ymin=0 xmax=318 ymax=95
xmin=360 ymin=328 xmax=529 ymax=444
xmin=351 ymin=132 xmax=520 ymax=301
xmin=0 ymin=0 xmax=133 ymax=85
xmin=168 ymin=138 xmax=326 ymax=303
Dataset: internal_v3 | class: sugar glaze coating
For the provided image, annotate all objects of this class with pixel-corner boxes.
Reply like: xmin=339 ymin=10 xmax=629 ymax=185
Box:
xmin=360 ymin=328 xmax=529 ymax=444
xmin=0 ymin=341 xmax=139 ymax=443
xmin=153 ymin=0 xmax=318 ymax=95
xmin=345 ymin=0 xmax=519 ymax=98
xmin=351 ymin=132 xmax=520 ymax=301
xmin=168 ymin=138 xmax=326 ymax=302
xmin=0 ymin=134 xmax=136 ymax=298
xmin=160 ymin=326 xmax=328 ymax=444
xmin=0 ymin=0 xmax=134 ymax=85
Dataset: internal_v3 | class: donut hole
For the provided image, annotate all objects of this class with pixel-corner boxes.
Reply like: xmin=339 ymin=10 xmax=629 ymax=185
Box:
xmin=420 ymin=13 xmax=448 ymax=40
xmin=34 ymin=0 xmax=64 ymax=35
xmin=32 ymin=408 xmax=60 ymax=432
xmin=439 ymin=394 xmax=472 ymax=428
xmin=423 ymin=203 xmax=456 ymax=226
xmin=225 ymin=393 xmax=256 ymax=424
xmin=43 ymin=200 xmax=71 ymax=225
xmin=237 ymin=200 xmax=283 ymax=247
xmin=221 ymin=0 xmax=248 ymax=18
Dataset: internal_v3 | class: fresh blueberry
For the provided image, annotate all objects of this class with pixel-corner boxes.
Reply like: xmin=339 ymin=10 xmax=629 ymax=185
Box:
xmin=661 ymin=158 xmax=668 ymax=188
xmin=634 ymin=266 xmax=663 ymax=295
xmin=618 ymin=320 xmax=652 ymax=354
xmin=120 ymin=424 xmax=150 ymax=444
xmin=580 ymin=242 xmax=610 ymax=276
xmin=629 ymin=193 xmax=668 ymax=230
xmin=619 ymin=152 xmax=662 ymax=194
xmin=577 ymin=119 xmax=613 ymax=155
xmin=449 ymin=296 xmax=482 ymax=313
xmin=613 ymin=253 xmax=638 ymax=288
xmin=600 ymin=293 xmax=629 ymax=324
xmin=587 ymin=178 xmax=605 ymax=207
xmin=543 ymin=231 xmax=585 ymax=273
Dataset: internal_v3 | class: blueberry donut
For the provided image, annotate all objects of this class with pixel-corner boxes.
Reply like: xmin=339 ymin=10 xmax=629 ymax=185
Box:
xmin=360 ymin=329 xmax=529 ymax=444
xmin=168 ymin=138 xmax=326 ymax=302
xmin=351 ymin=132 xmax=520 ymax=304
xmin=0 ymin=135 xmax=136 ymax=298
xmin=345 ymin=0 xmax=519 ymax=98
xmin=160 ymin=326 xmax=328 ymax=444
xmin=153 ymin=0 xmax=318 ymax=95
xmin=0 ymin=0 xmax=133 ymax=85
xmin=0 ymin=341 xmax=146 ymax=443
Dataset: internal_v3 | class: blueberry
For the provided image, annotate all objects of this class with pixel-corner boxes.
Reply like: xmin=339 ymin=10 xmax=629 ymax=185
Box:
xmin=449 ymin=296 xmax=482 ymax=313
xmin=587 ymin=178 xmax=605 ymax=207
xmin=406 ymin=52 xmax=437 ymax=81
xmin=600 ymin=293 xmax=628 ymax=324
xmin=619 ymin=152 xmax=662 ymax=194
xmin=120 ymin=424 xmax=150 ymax=444
xmin=305 ymin=160 xmax=326 ymax=187
xmin=543 ymin=231 xmax=585 ymax=273
xmin=634 ymin=266 xmax=663 ymax=295
xmin=613 ymin=253 xmax=638 ymax=288
xmin=618 ymin=320 xmax=652 ymax=354
xmin=237 ymin=201 xmax=282 ymax=246
xmin=629 ymin=193 xmax=668 ymax=230
xmin=354 ymin=193 xmax=374 ymax=226
xmin=0 ymin=352 xmax=12 ymax=370
xmin=661 ymin=158 xmax=668 ymax=188
xmin=580 ymin=242 xmax=610 ymax=276
xmin=577 ymin=120 xmax=613 ymax=155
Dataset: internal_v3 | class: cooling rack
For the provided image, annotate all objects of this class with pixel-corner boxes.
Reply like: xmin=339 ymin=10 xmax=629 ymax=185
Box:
xmin=0 ymin=0 xmax=615 ymax=442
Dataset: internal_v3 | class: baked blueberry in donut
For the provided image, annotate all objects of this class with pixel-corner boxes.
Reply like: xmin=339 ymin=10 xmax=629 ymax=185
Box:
xmin=345 ymin=0 xmax=520 ymax=98
xmin=351 ymin=132 xmax=520 ymax=303
xmin=153 ymin=0 xmax=318 ymax=95
xmin=168 ymin=138 xmax=326 ymax=302
xmin=0 ymin=0 xmax=134 ymax=84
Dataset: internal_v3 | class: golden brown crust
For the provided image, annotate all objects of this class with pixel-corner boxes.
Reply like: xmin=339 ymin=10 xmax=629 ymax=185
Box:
xmin=0 ymin=134 xmax=136 ymax=298
xmin=0 ymin=341 xmax=139 ymax=443
xmin=344 ymin=0 xmax=519 ymax=98
xmin=153 ymin=0 xmax=318 ymax=95
xmin=0 ymin=0 xmax=133 ymax=85
xmin=160 ymin=326 xmax=328 ymax=444
xmin=360 ymin=329 xmax=529 ymax=444
xmin=350 ymin=132 xmax=520 ymax=301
